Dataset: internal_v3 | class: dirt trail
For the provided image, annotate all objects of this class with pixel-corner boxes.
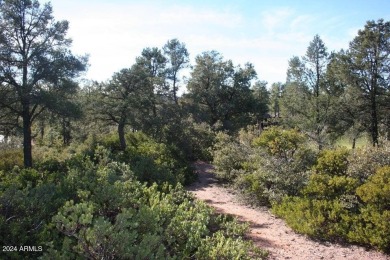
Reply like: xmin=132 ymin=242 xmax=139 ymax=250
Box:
xmin=187 ymin=161 xmax=389 ymax=260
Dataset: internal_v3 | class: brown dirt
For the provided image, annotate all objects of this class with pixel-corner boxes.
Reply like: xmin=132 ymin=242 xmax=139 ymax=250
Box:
xmin=187 ymin=161 xmax=390 ymax=260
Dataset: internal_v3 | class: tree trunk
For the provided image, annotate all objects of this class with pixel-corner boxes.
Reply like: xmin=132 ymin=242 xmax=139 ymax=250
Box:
xmin=173 ymin=76 xmax=178 ymax=105
xmin=370 ymin=88 xmax=379 ymax=146
xmin=39 ymin=120 xmax=45 ymax=141
xmin=22 ymin=103 xmax=33 ymax=168
xmin=118 ymin=121 xmax=126 ymax=151
xmin=62 ymin=118 xmax=71 ymax=146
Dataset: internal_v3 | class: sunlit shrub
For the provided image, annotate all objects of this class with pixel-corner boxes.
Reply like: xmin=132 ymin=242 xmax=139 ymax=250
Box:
xmin=47 ymin=162 xmax=266 ymax=259
xmin=347 ymin=143 xmax=390 ymax=182
xmin=347 ymin=205 xmax=390 ymax=252
xmin=252 ymin=127 xmax=305 ymax=161
xmin=195 ymin=231 xmax=268 ymax=259
xmin=0 ymin=149 xmax=23 ymax=171
xmin=235 ymin=172 xmax=270 ymax=206
xmin=272 ymin=197 xmax=352 ymax=241
xmin=313 ymin=148 xmax=350 ymax=176
xmin=302 ymin=174 xmax=359 ymax=200
xmin=211 ymin=132 xmax=250 ymax=181
xmin=356 ymin=166 xmax=390 ymax=210
xmin=211 ymin=127 xmax=315 ymax=205
xmin=272 ymin=152 xmax=390 ymax=252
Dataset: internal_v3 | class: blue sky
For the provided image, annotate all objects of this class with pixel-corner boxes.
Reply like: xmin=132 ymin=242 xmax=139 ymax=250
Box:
xmin=50 ymin=0 xmax=390 ymax=91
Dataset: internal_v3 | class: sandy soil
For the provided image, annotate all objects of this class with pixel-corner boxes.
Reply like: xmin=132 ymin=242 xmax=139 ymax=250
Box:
xmin=187 ymin=161 xmax=390 ymax=260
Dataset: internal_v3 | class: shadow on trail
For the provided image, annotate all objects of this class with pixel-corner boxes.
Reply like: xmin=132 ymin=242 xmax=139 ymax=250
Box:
xmin=186 ymin=161 xmax=218 ymax=191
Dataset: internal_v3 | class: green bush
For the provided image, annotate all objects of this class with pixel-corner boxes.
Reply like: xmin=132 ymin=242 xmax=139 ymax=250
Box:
xmin=181 ymin=118 xmax=216 ymax=161
xmin=272 ymin=151 xmax=390 ymax=252
xmin=1 ymin=145 xmax=267 ymax=259
xmin=302 ymin=174 xmax=359 ymax=200
xmin=356 ymin=166 xmax=390 ymax=210
xmin=84 ymin=131 xmax=192 ymax=185
xmin=252 ymin=127 xmax=305 ymax=161
xmin=0 ymin=172 xmax=66 ymax=259
xmin=47 ymin=159 xmax=266 ymax=259
xmin=124 ymin=132 xmax=190 ymax=185
xmin=235 ymin=172 xmax=271 ymax=206
xmin=195 ymin=231 xmax=268 ymax=259
xmin=0 ymin=149 xmax=23 ymax=171
xmin=347 ymin=143 xmax=390 ymax=182
xmin=313 ymin=148 xmax=350 ymax=176
xmin=347 ymin=205 xmax=390 ymax=252
xmin=236 ymin=145 xmax=315 ymax=206
xmin=272 ymin=197 xmax=352 ymax=241
xmin=211 ymin=127 xmax=315 ymax=205
xmin=212 ymin=132 xmax=250 ymax=181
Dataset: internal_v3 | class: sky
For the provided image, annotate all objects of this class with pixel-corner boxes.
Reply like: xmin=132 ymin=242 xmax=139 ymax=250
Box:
xmin=49 ymin=0 xmax=390 ymax=92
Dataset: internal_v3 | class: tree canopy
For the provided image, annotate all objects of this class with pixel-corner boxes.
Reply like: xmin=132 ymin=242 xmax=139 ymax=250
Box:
xmin=0 ymin=0 xmax=87 ymax=166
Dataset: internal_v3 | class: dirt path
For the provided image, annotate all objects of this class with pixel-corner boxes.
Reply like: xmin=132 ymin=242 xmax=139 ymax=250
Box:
xmin=187 ymin=161 xmax=389 ymax=260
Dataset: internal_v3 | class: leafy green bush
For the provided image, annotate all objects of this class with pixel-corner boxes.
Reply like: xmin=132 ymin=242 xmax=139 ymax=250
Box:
xmin=313 ymin=148 xmax=350 ymax=176
xmin=252 ymin=127 xmax=305 ymax=161
xmin=0 ymin=169 xmax=67 ymax=259
xmin=347 ymin=205 xmax=390 ymax=252
xmin=212 ymin=132 xmax=250 ymax=181
xmin=0 ymin=149 xmax=23 ymax=171
xmin=272 ymin=197 xmax=352 ymax=241
xmin=195 ymin=231 xmax=268 ymax=259
xmin=1 ymin=144 xmax=267 ymax=259
xmin=347 ymin=143 xmax=390 ymax=182
xmin=302 ymin=174 xmax=359 ymax=200
xmin=272 ymin=147 xmax=390 ymax=252
xmin=124 ymin=132 xmax=190 ymax=185
xmin=46 ymin=159 xmax=266 ymax=259
xmin=180 ymin=118 xmax=216 ymax=161
xmin=80 ymin=131 xmax=192 ymax=185
xmin=235 ymin=172 xmax=271 ymax=206
xmin=235 ymin=151 xmax=312 ymax=206
xmin=211 ymin=127 xmax=315 ymax=205
xmin=235 ymin=131 xmax=314 ymax=205
xmin=356 ymin=166 xmax=390 ymax=210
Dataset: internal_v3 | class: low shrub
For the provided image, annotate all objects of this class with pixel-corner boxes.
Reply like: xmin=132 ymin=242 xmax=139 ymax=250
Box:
xmin=0 ymin=149 xmax=23 ymax=171
xmin=347 ymin=205 xmax=390 ymax=252
xmin=235 ymin=172 xmax=271 ymax=206
xmin=313 ymin=148 xmax=350 ymax=176
xmin=252 ymin=127 xmax=305 ymax=161
xmin=212 ymin=132 xmax=250 ymax=181
xmin=1 ymin=144 xmax=267 ymax=259
xmin=356 ymin=166 xmax=390 ymax=210
xmin=272 ymin=148 xmax=390 ymax=252
xmin=46 ymin=163 xmax=266 ymax=259
xmin=195 ymin=231 xmax=268 ymax=259
xmin=302 ymin=174 xmax=359 ymax=200
xmin=212 ymin=127 xmax=315 ymax=205
xmin=272 ymin=197 xmax=352 ymax=241
xmin=347 ymin=143 xmax=390 ymax=182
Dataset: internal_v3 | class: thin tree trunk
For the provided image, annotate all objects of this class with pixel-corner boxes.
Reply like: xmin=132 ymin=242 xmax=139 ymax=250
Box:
xmin=352 ymin=137 xmax=356 ymax=150
xmin=22 ymin=103 xmax=33 ymax=168
xmin=62 ymin=118 xmax=71 ymax=146
xmin=40 ymin=120 xmax=45 ymax=141
xmin=118 ymin=121 xmax=126 ymax=151
xmin=173 ymin=75 xmax=178 ymax=105
xmin=370 ymin=85 xmax=379 ymax=146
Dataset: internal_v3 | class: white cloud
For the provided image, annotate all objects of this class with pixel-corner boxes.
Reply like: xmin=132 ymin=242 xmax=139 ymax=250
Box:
xmin=51 ymin=1 xmax=246 ymax=83
xmin=159 ymin=5 xmax=243 ymax=28
xmin=50 ymin=1 xmax=365 ymax=87
xmin=289 ymin=14 xmax=314 ymax=31
xmin=261 ymin=7 xmax=293 ymax=34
